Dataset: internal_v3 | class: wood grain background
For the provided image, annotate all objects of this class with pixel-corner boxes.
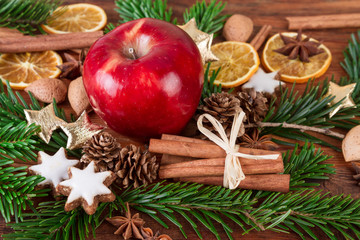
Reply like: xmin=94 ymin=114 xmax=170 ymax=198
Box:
xmin=2 ymin=0 xmax=360 ymax=239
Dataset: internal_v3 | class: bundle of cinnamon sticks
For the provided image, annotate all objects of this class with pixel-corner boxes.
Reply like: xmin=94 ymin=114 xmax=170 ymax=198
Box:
xmin=149 ymin=134 xmax=290 ymax=192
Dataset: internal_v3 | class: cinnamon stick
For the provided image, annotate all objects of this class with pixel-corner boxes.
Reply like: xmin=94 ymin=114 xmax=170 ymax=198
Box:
xmin=161 ymin=154 xmax=194 ymax=165
xmin=0 ymin=31 xmax=103 ymax=53
xmin=149 ymin=138 xmax=282 ymax=159
xmin=178 ymin=174 xmax=290 ymax=192
xmin=0 ymin=28 xmax=23 ymax=38
xmin=160 ymin=157 xmax=283 ymax=177
xmin=150 ymin=139 xmax=224 ymax=158
xmin=160 ymin=135 xmax=212 ymax=163
xmin=286 ymin=13 xmax=360 ymax=30
xmin=250 ymin=25 xmax=272 ymax=50
xmin=161 ymin=134 xmax=211 ymax=144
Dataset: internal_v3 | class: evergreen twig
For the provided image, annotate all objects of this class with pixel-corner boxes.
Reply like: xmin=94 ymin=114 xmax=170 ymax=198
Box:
xmin=3 ymin=200 xmax=113 ymax=240
xmin=200 ymin=63 xmax=233 ymax=105
xmin=183 ymin=0 xmax=229 ymax=35
xmin=0 ymin=158 xmax=49 ymax=223
xmin=341 ymin=30 xmax=360 ymax=100
xmin=109 ymin=0 xmax=228 ymax=35
xmin=262 ymin=78 xmax=360 ymax=151
xmin=3 ymin=142 xmax=336 ymax=240
xmin=0 ymin=0 xmax=62 ymax=34
xmin=115 ymin=0 xmax=176 ymax=24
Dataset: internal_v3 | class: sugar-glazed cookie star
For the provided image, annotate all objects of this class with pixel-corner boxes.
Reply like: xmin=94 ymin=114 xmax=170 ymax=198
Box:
xmin=56 ymin=161 xmax=116 ymax=215
xmin=243 ymin=68 xmax=285 ymax=94
xmin=60 ymin=111 xmax=104 ymax=150
xmin=324 ymin=81 xmax=356 ymax=118
xmin=29 ymin=147 xmax=79 ymax=192
xmin=24 ymin=103 xmax=67 ymax=143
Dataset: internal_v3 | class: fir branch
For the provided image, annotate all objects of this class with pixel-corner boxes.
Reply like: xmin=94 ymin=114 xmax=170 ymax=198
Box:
xmin=0 ymin=80 xmax=81 ymax=157
xmin=104 ymin=22 xmax=116 ymax=34
xmin=262 ymin=79 xmax=360 ymax=151
xmin=0 ymin=121 xmax=40 ymax=162
xmin=115 ymin=0 xmax=177 ymax=24
xmin=3 ymin=200 xmax=113 ymax=240
xmin=252 ymin=190 xmax=360 ymax=240
xmin=341 ymin=30 xmax=360 ymax=98
xmin=282 ymin=142 xmax=335 ymax=190
xmin=183 ymin=0 xmax=229 ymax=35
xmin=0 ymin=0 xmax=62 ymax=34
xmin=3 ymin=142 xmax=337 ymax=239
xmin=114 ymin=143 xmax=335 ymax=240
xmin=200 ymin=63 xmax=233 ymax=105
xmin=112 ymin=0 xmax=228 ymax=35
xmin=0 ymin=158 xmax=48 ymax=223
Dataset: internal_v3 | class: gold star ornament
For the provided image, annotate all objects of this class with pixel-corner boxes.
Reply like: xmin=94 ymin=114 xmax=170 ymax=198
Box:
xmin=60 ymin=111 xmax=104 ymax=150
xmin=24 ymin=103 xmax=66 ymax=143
xmin=178 ymin=18 xmax=219 ymax=64
xmin=324 ymin=81 xmax=356 ymax=118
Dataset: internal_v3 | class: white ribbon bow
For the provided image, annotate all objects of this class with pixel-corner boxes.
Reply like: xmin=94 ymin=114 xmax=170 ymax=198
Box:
xmin=197 ymin=111 xmax=279 ymax=189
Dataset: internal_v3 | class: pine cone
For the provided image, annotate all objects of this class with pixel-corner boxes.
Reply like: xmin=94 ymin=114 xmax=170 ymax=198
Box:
xmin=197 ymin=92 xmax=243 ymax=137
xmin=115 ymin=145 xmax=159 ymax=189
xmin=237 ymin=89 xmax=268 ymax=124
xmin=81 ymin=132 xmax=120 ymax=171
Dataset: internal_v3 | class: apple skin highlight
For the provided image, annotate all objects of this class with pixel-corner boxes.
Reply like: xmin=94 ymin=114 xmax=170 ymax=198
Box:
xmin=83 ymin=18 xmax=204 ymax=138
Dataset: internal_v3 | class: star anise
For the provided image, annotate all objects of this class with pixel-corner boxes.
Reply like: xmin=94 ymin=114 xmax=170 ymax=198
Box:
xmin=240 ymin=129 xmax=278 ymax=150
xmin=273 ymin=29 xmax=324 ymax=62
xmin=106 ymin=202 xmax=145 ymax=239
xmin=57 ymin=49 xmax=87 ymax=79
xmin=141 ymin=227 xmax=172 ymax=240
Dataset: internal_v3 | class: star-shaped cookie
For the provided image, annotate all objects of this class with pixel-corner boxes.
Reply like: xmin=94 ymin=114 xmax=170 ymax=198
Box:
xmin=60 ymin=111 xmax=104 ymax=150
xmin=57 ymin=161 xmax=116 ymax=215
xmin=243 ymin=68 xmax=285 ymax=94
xmin=24 ymin=103 xmax=67 ymax=143
xmin=29 ymin=147 xmax=79 ymax=192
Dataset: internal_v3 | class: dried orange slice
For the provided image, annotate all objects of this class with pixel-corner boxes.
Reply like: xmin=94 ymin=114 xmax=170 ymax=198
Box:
xmin=0 ymin=51 xmax=62 ymax=90
xmin=209 ymin=41 xmax=260 ymax=88
xmin=262 ymin=32 xmax=332 ymax=83
xmin=41 ymin=3 xmax=107 ymax=34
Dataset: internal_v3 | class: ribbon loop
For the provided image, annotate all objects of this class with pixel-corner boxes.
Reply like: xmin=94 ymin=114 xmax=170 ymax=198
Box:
xmin=197 ymin=111 xmax=279 ymax=189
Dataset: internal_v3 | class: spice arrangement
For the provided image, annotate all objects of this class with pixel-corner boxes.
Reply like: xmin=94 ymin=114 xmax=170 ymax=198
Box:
xmin=1 ymin=0 xmax=360 ymax=240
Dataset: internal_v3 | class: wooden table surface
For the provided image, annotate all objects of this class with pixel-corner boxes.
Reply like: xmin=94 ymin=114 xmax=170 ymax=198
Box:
xmin=2 ymin=0 xmax=360 ymax=239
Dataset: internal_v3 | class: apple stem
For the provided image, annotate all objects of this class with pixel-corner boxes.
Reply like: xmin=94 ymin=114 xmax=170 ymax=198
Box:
xmin=128 ymin=47 xmax=138 ymax=60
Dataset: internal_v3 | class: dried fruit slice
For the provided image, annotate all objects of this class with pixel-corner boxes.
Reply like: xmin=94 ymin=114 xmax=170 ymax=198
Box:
xmin=209 ymin=41 xmax=260 ymax=88
xmin=0 ymin=51 xmax=62 ymax=90
xmin=262 ymin=32 xmax=332 ymax=83
xmin=41 ymin=3 xmax=107 ymax=34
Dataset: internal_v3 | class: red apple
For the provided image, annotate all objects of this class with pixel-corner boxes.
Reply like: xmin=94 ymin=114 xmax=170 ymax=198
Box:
xmin=83 ymin=18 xmax=203 ymax=138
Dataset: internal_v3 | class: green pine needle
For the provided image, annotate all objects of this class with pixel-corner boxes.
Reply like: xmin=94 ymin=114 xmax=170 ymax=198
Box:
xmin=200 ymin=63 xmax=233 ymax=105
xmin=183 ymin=0 xmax=229 ymax=35
xmin=112 ymin=0 xmax=228 ymax=35
xmin=283 ymin=142 xmax=335 ymax=190
xmin=0 ymin=79 xmax=81 ymax=158
xmin=262 ymin=78 xmax=360 ymax=151
xmin=0 ymin=0 xmax=62 ymax=34
xmin=115 ymin=0 xmax=176 ymax=24
xmin=3 ymin=200 xmax=113 ymax=240
xmin=341 ymin=30 xmax=360 ymax=89
xmin=0 ymin=158 xmax=49 ymax=223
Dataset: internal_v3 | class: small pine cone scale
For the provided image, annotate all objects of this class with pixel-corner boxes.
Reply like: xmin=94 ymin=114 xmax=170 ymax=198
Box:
xmin=115 ymin=145 xmax=159 ymax=189
xmin=238 ymin=89 xmax=268 ymax=124
xmin=81 ymin=132 xmax=120 ymax=171
xmin=197 ymin=92 xmax=244 ymax=137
